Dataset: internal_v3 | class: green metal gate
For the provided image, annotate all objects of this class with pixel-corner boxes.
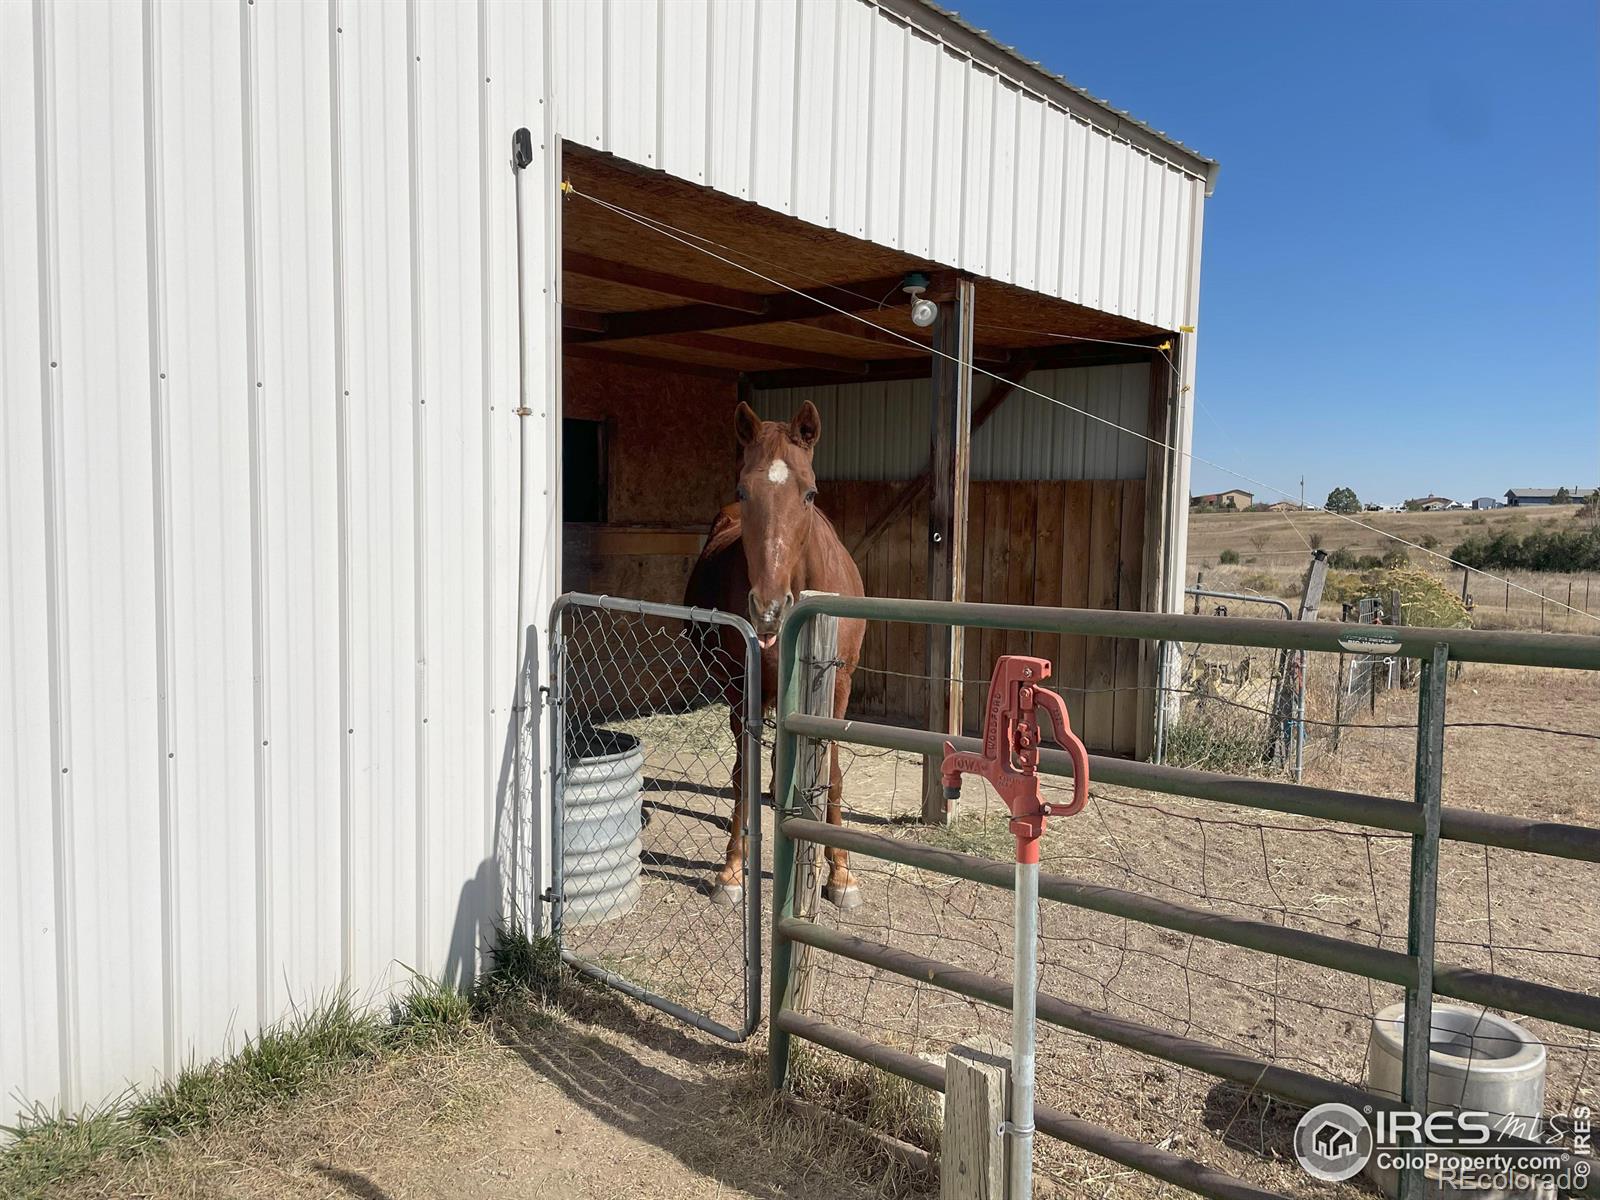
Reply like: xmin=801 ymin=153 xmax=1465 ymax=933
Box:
xmin=767 ymin=595 xmax=1600 ymax=1199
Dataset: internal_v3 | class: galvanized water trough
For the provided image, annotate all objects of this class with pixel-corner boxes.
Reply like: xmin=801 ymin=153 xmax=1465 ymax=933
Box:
xmin=562 ymin=728 xmax=646 ymax=926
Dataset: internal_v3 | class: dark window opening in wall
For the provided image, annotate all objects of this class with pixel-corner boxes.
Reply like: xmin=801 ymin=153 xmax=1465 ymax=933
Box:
xmin=563 ymin=417 xmax=608 ymax=523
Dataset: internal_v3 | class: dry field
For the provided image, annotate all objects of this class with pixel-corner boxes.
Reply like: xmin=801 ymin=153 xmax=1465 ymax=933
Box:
xmin=1185 ymin=504 xmax=1579 ymax=571
xmin=1187 ymin=505 xmax=1600 ymax=632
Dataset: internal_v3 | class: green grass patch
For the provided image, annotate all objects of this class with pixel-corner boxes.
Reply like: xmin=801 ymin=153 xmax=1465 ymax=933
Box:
xmin=0 ymin=1099 xmax=148 ymax=1198
xmin=1162 ymin=713 xmax=1266 ymax=774
xmin=0 ymin=945 xmax=525 ymax=1194
xmin=473 ymin=923 xmax=566 ymax=1014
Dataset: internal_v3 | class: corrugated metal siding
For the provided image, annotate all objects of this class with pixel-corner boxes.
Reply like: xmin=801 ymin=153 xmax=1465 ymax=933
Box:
xmin=754 ymin=363 xmax=1150 ymax=482
xmin=549 ymin=0 xmax=1205 ymax=332
xmin=0 ymin=0 xmax=557 ymax=1118
xmin=1 ymin=0 xmax=1200 ymax=1123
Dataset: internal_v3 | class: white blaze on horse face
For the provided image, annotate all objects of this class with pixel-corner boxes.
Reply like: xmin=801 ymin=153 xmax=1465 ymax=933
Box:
xmin=766 ymin=458 xmax=790 ymax=485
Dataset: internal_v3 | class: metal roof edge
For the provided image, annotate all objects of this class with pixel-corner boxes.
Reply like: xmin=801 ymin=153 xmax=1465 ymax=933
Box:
xmin=881 ymin=0 xmax=1220 ymax=195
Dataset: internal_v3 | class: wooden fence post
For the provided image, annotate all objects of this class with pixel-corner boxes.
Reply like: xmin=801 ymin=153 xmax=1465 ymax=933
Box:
xmin=943 ymin=1037 xmax=1010 ymax=1200
xmin=788 ymin=597 xmax=839 ymax=1017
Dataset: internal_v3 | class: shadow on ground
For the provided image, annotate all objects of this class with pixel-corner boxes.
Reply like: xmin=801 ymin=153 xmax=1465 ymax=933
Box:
xmin=492 ymin=990 xmax=856 ymax=1200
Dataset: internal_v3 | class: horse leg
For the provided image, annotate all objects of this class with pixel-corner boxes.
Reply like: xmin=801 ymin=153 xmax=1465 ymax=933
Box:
xmin=711 ymin=704 xmax=745 ymax=905
xmin=820 ymin=741 xmax=862 ymax=909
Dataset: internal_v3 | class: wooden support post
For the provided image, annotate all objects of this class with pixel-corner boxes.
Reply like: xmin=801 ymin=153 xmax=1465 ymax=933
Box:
xmin=1137 ymin=350 xmax=1175 ymax=761
xmin=943 ymin=1038 xmax=1010 ymax=1200
xmin=788 ymin=598 xmax=839 ymax=1017
xmin=922 ymin=278 xmax=975 ymax=823
xmin=849 ymin=361 xmax=1035 ymax=563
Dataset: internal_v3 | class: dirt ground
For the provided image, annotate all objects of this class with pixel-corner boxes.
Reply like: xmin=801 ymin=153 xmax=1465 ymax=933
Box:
xmin=44 ymin=991 xmax=915 ymax=1200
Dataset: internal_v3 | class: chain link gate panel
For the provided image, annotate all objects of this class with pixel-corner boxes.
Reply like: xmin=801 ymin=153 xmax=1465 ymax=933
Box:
xmin=547 ymin=594 xmax=762 ymax=1041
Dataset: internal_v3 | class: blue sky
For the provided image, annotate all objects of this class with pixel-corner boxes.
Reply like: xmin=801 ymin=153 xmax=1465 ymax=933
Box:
xmin=953 ymin=0 xmax=1599 ymax=508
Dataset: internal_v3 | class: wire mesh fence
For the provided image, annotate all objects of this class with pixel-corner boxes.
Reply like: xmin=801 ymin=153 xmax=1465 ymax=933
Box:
xmin=550 ymin=594 xmax=762 ymax=1041
xmin=776 ymin=612 xmax=1600 ymax=1199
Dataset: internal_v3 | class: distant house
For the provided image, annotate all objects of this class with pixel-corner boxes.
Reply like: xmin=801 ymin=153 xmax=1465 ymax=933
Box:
xmin=1471 ymin=497 xmax=1502 ymax=510
xmin=1191 ymin=489 xmax=1254 ymax=511
xmin=1265 ymin=500 xmax=1302 ymax=512
xmin=1504 ymin=487 xmax=1597 ymax=507
xmin=1405 ymin=495 xmax=1454 ymax=511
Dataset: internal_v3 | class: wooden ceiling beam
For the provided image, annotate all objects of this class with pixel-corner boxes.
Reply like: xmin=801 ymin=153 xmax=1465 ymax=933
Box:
xmin=745 ymin=342 xmax=1158 ymax=390
xmin=563 ymin=342 xmax=741 ymax=381
xmin=564 ymin=273 xmax=913 ymax=343
xmin=795 ymin=313 xmax=1012 ymax=364
xmin=563 ymin=306 xmax=609 ymax=333
xmin=564 ymin=250 xmax=769 ymax=314
xmin=661 ymin=332 xmax=869 ymax=375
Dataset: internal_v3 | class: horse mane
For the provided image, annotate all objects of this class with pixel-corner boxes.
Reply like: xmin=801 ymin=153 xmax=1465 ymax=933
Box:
xmin=684 ymin=504 xmax=742 ymax=611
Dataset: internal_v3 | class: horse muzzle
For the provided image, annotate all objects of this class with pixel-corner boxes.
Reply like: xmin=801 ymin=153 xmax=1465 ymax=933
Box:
xmin=748 ymin=590 xmax=795 ymax=647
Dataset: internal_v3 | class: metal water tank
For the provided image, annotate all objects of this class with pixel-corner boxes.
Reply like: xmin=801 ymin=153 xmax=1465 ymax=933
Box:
xmin=1365 ymin=1003 xmax=1547 ymax=1198
xmin=562 ymin=728 xmax=645 ymax=926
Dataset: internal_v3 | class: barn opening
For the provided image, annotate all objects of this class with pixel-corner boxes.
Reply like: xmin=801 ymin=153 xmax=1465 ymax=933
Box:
xmin=558 ymin=145 xmax=1183 ymax=758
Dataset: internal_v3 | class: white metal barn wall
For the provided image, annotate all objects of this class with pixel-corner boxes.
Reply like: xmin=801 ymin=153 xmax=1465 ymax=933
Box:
xmin=754 ymin=363 xmax=1153 ymax=482
xmin=1 ymin=0 xmax=1206 ymax=1121
xmin=0 ymin=0 xmax=559 ymax=1119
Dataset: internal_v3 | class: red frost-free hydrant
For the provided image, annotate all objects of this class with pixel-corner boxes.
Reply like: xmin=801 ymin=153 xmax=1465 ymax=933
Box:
xmin=939 ymin=654 xmax=1090 ymax=863
xmin=939 ymin=654 xmax=1090 ymax=1198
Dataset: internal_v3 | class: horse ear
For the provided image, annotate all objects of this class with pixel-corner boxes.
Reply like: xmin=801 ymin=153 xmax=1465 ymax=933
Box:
xmin=734 ymin=401 xmax=761 ymax=447
xmin=790 ymin=401 xmax=821 ymax=450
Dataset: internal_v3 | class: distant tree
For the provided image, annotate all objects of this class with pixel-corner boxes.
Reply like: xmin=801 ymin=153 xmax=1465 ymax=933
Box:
xmin=1325 ymin=486 xmax=1361 ymax=514
xmin=1223 ymin=496 xmax=1238 ymax=510
xmin=1219 ymin=548 xmax=1241 ymax=565
xmin=1402 ymin=499 xmax=1426 ymax=512
xmin=1249 ymin=531 xmax=1271 ymax=554
xmin=1328 ymin=547 xmax=1359 ymax=570
xmin=1309 ymin=533 xmax=1324 ymax=550
xmin=1554 ymin=486 xmax=1572 ymax=504
xmin=1419 ymin=534 xmax=1439 ymax=550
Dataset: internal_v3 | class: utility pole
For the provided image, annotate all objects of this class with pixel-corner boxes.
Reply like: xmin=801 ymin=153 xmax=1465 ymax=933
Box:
xmin=1300 ymin=475 xmax=1305 ymax=511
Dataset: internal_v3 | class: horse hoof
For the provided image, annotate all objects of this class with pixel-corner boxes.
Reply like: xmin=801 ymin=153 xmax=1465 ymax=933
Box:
xmin=710 ymin=882 xmax=743 ymax=906
xmin=822 ymin=883 xmax=863 ymax=911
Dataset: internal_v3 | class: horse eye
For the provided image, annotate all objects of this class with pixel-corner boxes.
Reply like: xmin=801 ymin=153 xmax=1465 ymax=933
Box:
xmin=736 ymin=485 xmax=747 ymax=502
xmin=805 ymin=489 xmax=817 ymax=504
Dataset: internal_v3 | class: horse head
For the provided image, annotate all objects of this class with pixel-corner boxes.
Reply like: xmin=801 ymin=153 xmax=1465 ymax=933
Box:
xmin=732 ymin=400 xmax=822 ymax=643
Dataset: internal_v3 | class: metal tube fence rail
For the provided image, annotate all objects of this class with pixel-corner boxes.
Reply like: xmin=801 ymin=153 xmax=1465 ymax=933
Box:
xmin=767 ymin=595 xmax=1600 ymax=1200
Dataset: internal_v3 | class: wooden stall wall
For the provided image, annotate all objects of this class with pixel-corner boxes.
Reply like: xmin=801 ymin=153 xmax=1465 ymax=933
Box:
xmin=818 ymin=479 xmax=1148 ymax=757
xmin=561 ymin=356 xmax=736 ymax=601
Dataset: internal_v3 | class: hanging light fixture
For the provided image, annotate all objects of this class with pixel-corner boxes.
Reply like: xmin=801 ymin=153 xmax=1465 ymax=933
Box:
xmin=901 ymin=272 xmax=938 ymax=328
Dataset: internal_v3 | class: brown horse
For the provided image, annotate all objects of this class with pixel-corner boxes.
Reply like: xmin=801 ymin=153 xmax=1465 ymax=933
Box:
xmin=684 ymin=400 xmax=866 ymax=908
